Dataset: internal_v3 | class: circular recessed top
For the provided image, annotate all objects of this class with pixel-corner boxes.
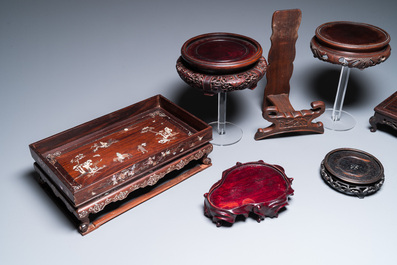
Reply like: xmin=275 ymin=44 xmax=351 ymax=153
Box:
xmin=181 ymin=32 xmax=263 ymax=74
xmin=315 ymin=21 xmax=390 ymax=52
xmin=323 ymin=148 xmax=384 ymax=185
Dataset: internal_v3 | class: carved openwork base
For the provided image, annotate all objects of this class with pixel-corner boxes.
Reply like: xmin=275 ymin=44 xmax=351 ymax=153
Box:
xmin=34 ymin=143 xmax=213 ymax=235
xmin=176 ymin=57 xmax=267 ymax=96
xmin=320 ymin=148 xmax=384 ymax=199
xmin=320 ymin=161 xmax=384 ymax=199
xmin=255 ymin=98 xmax=325 ymax=140
xmin=310 ymin=37 xmax=391 ymax=69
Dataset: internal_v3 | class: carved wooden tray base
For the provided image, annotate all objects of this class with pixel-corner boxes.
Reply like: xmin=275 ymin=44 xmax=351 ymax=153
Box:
xmin=34 ymin=144 xmax=212 ymax=235
xmin=176 ymin=57 xmax=267 ymax=96
xmin=204 ymin=161 xmax=293 ymax=227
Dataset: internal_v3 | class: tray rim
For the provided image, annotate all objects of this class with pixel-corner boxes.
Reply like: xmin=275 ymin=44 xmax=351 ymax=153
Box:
xmin=33 ymin=143 xmax=213 ymax=235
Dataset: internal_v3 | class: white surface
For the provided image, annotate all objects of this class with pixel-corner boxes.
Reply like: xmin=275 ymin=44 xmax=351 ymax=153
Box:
xmin=1 ymin=0 xmax=396 ymax=264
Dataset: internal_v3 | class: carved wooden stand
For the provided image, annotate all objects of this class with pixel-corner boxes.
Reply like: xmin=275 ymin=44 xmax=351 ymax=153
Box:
xmin=204 ymin=160 xmax=294 ymax=227
xmin=369 ymin=91 xmax=397 ymax=133
xmin=255 ymin=9 xmax=325 ymax=140
xmin=311 ymin=21 xmax=391 ymax=131
xmin=320 ymin=148 xmax=384 ymax=198
xmin=30 ymin=95 xmax=213 ymax=235
xmin=176 ymin=32 xmax=267 ymax=145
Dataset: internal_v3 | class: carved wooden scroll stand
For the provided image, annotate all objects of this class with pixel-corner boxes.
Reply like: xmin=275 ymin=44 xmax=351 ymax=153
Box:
xmin=255 ymin=9 xmax=325 ymax=140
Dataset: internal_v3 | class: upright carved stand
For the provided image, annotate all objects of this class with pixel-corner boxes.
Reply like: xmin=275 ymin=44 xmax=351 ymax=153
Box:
xmin=255 ymin=9 xmax=325 ymax=140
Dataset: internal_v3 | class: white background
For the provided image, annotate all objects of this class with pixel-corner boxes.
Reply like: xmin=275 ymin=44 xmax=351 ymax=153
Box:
xmin=1 ymin=0 xmax=396 ymax=264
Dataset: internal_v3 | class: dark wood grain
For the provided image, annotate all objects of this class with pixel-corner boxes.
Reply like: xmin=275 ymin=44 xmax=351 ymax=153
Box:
xmin=262 ymin=10 xmax=301 ymax=109
xmin=255 ymin=9 xmax=325 ymax=140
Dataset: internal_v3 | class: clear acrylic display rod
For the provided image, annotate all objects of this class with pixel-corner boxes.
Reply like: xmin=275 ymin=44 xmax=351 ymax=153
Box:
xmin=209 ymin=91 xmax=243 ymax=146
xmin=322 ymin=65 xmax=356 ymax=131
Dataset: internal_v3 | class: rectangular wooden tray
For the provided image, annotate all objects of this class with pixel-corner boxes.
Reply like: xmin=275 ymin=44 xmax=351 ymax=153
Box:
xmin=30 ymin=95 xmax=213 ymax=234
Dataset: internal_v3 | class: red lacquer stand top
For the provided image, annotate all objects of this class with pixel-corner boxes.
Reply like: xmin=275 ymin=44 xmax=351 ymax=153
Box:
xmin=315 ymin=21 xmax=390 ymax=53
xmin=204 ymin=160 xmax=294 ymax=226
xmin=176 ymin=32 xmax=267 ymax=95
xmin=181 ymin=32 xmax=263 ymax=74
xmin=310 ymin=21 xmax=391 ymax=69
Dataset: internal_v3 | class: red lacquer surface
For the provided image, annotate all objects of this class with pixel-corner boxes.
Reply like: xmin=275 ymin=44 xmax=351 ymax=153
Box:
xmin=204 ymin=161 xmax=294 ymax=226
xmin=210 ymin=164 xmax=289 ymax=209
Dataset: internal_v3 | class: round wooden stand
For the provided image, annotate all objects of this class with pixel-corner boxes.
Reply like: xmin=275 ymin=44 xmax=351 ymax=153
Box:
xmin=176 ymin=33 xmax=267 ymax=146
xmin=320 ymin=148 xmax=384 ymax=198
xmin=310 ymin=21 xmax=391 ymax=131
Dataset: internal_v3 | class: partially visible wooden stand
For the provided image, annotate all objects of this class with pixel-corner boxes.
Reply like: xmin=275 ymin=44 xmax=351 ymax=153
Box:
xmin=369 ymin=91 xmax=397 ymax=133
xmin=255 ymin=9 xmax=325 ymax=140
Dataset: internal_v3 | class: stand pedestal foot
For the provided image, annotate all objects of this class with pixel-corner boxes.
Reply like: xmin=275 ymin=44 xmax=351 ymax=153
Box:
xmin=210 ymin=92 xmax=243 ymax=146
xmin=209 ymin=121 xmax=242 ymax=146
xmin=321 ymin=108 xmax=356 ymax=131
